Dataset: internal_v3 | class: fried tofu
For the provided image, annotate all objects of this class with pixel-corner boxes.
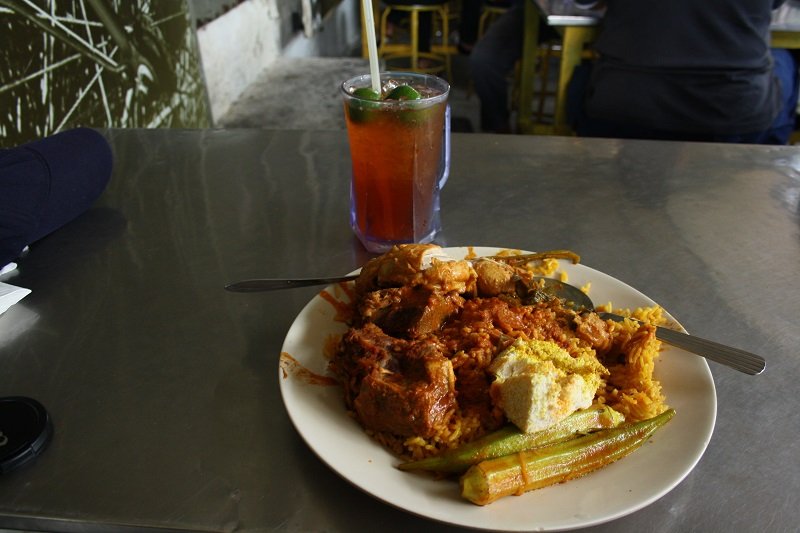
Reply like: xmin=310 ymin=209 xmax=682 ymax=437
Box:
xmin=489 ymin=339 xmax=607 ymax=433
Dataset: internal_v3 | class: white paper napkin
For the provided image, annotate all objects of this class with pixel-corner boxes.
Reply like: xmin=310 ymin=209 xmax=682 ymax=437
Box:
xmin=1 ymin=262 xmax=17 ymax=276
xmin=0 ymin=281 xmax=31 ymax=315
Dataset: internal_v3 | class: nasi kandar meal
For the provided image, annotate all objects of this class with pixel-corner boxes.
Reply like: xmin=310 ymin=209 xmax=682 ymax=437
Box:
xmin=327 ymin=244 xmax=674 ymax=505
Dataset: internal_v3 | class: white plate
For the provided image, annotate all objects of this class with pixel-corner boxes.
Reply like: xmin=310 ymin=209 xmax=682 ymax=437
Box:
xmin=279 ymin=247 xmax=717 ymax=531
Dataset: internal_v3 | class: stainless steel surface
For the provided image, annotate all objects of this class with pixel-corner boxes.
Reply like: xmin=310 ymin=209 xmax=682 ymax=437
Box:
xmin=540 ymin=278 xmax=767 ymax=375
xmin=531 ymin=0 xmax=603 ymax=26
xmin=534 ymin=0 xmax=800 ymax=28
xmin=772 ymin=0 xmax=800 ymax=30
xmin=225 ymin=275 xmax=359 ymax=292
xmin=1 ymin=128 xmax=799 ymax=532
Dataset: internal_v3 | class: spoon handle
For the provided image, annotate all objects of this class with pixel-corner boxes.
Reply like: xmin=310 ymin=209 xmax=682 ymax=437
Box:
xmin=225 ymin=274 xmax=359 ymax=292
xmin=600 ymin=312 xmax=765 ymax=375
xmin=654 ymin=326 xmax=766 ymax=375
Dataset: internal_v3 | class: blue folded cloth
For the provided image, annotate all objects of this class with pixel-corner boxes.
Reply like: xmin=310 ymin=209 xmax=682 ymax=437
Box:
xmin=0 ymin=128 xmax=112 ymax=267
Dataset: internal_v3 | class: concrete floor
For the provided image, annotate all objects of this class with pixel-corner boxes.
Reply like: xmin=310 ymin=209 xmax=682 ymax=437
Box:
xmin=217 ymin=54 xmax=483 ymax=132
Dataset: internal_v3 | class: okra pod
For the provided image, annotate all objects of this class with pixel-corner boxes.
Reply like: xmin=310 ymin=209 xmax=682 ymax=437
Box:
xmin=460 ymin=408 xmax=675 ymax=505
xmin=397 ymin=405 xmax=624 ymax=474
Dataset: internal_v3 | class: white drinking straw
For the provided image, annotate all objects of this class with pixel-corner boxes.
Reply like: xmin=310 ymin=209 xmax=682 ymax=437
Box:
xmin=362 ymin=0 xmax=382 ymax=93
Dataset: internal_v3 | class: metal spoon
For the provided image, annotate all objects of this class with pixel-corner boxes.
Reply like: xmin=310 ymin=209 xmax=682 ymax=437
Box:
xmin=224 ymin=250 xmax=581 ymax=293
xmin=225 ymin=274 xmax=358 ymax=292
xmin=225 ymin=273 xmax=765 ymax=375
xmin=538 ymin=278 xmax=766 ymax=375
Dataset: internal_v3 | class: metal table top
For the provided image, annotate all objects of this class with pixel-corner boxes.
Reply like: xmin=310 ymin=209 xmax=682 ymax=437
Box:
xmin=534 ymin=0 xmax=800 ymax=28
xmin=0 ymin=128 xmax=799 ymax=532
xmin=531 ymin=0 xmax=603 ymax=26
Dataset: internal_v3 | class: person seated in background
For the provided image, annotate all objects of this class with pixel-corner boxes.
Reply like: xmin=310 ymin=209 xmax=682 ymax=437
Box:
xmin=457 ymin=0 xmax=512 ymax=55
xmin=569 ymin=0 xmax=799 ymax=144
xmin=457 ymin=0 xmax=482 ymax=55
xmin=469 ymin=0 xmax=558 ymax=133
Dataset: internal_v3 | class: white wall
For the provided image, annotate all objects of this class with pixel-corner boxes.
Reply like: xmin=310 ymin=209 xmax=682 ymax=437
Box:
xmin=283 ymin=0 xmax=360 ymax=58
xmin=197 ymin=0 xmax=360 ymax=122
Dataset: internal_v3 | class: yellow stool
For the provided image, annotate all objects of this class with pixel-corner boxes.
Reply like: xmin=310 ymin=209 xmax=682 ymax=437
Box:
xmin=529 ymin=41 xmax=597 ymax=126
xmin=530 ymin=41 xmax=560 ymax=124
xmin=432 ymin=0 xmax=460 ymax=59
xmin=378 ymin=3 xmax=454 ymax=80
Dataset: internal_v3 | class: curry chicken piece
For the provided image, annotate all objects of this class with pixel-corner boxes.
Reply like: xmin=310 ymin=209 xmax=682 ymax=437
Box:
xmin=332 ymin=323 xmax=456 ymax=439
xmin=355 ymin=244 xmax=476 ymax=297
xmin=472 ymin=257 xmax=518 ymax=296
xmin=357 ymin=286 xmax=464 ymax=339
xmin=573 ymin=311 xmax=614 ymax=354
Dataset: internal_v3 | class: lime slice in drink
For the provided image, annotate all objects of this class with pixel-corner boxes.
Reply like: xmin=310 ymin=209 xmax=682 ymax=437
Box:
xmin=348 ymin=87 xmax=383 ymax=123
xmin=388 ymin=85 xmax=439 ymax=125
xmin=386 ymin=85 xmax=422 ymax=101
xmin=353 ymin=87 xmax=381 ymax=101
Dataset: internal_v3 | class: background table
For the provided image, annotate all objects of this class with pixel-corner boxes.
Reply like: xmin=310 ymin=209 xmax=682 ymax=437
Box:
xmin=519 ymin=0 xmax=800 ymax=135
xmin=0 ymin=129 xmax=799 ymax=532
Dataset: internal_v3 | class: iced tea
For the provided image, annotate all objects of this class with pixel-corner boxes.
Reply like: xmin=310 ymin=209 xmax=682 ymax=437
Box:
xmin=342 ymin=73 xmax=450 ymax=253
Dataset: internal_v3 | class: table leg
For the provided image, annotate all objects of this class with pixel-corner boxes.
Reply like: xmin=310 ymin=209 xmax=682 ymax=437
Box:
xmin=517 ymin=0 xmax=541 ymax=134
xmin=553 ymin=26 xmax=596 ymax=135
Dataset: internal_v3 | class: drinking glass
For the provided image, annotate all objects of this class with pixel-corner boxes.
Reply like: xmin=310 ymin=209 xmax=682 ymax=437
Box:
xmin=341 ymin=72 xmax=450 ymax=253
